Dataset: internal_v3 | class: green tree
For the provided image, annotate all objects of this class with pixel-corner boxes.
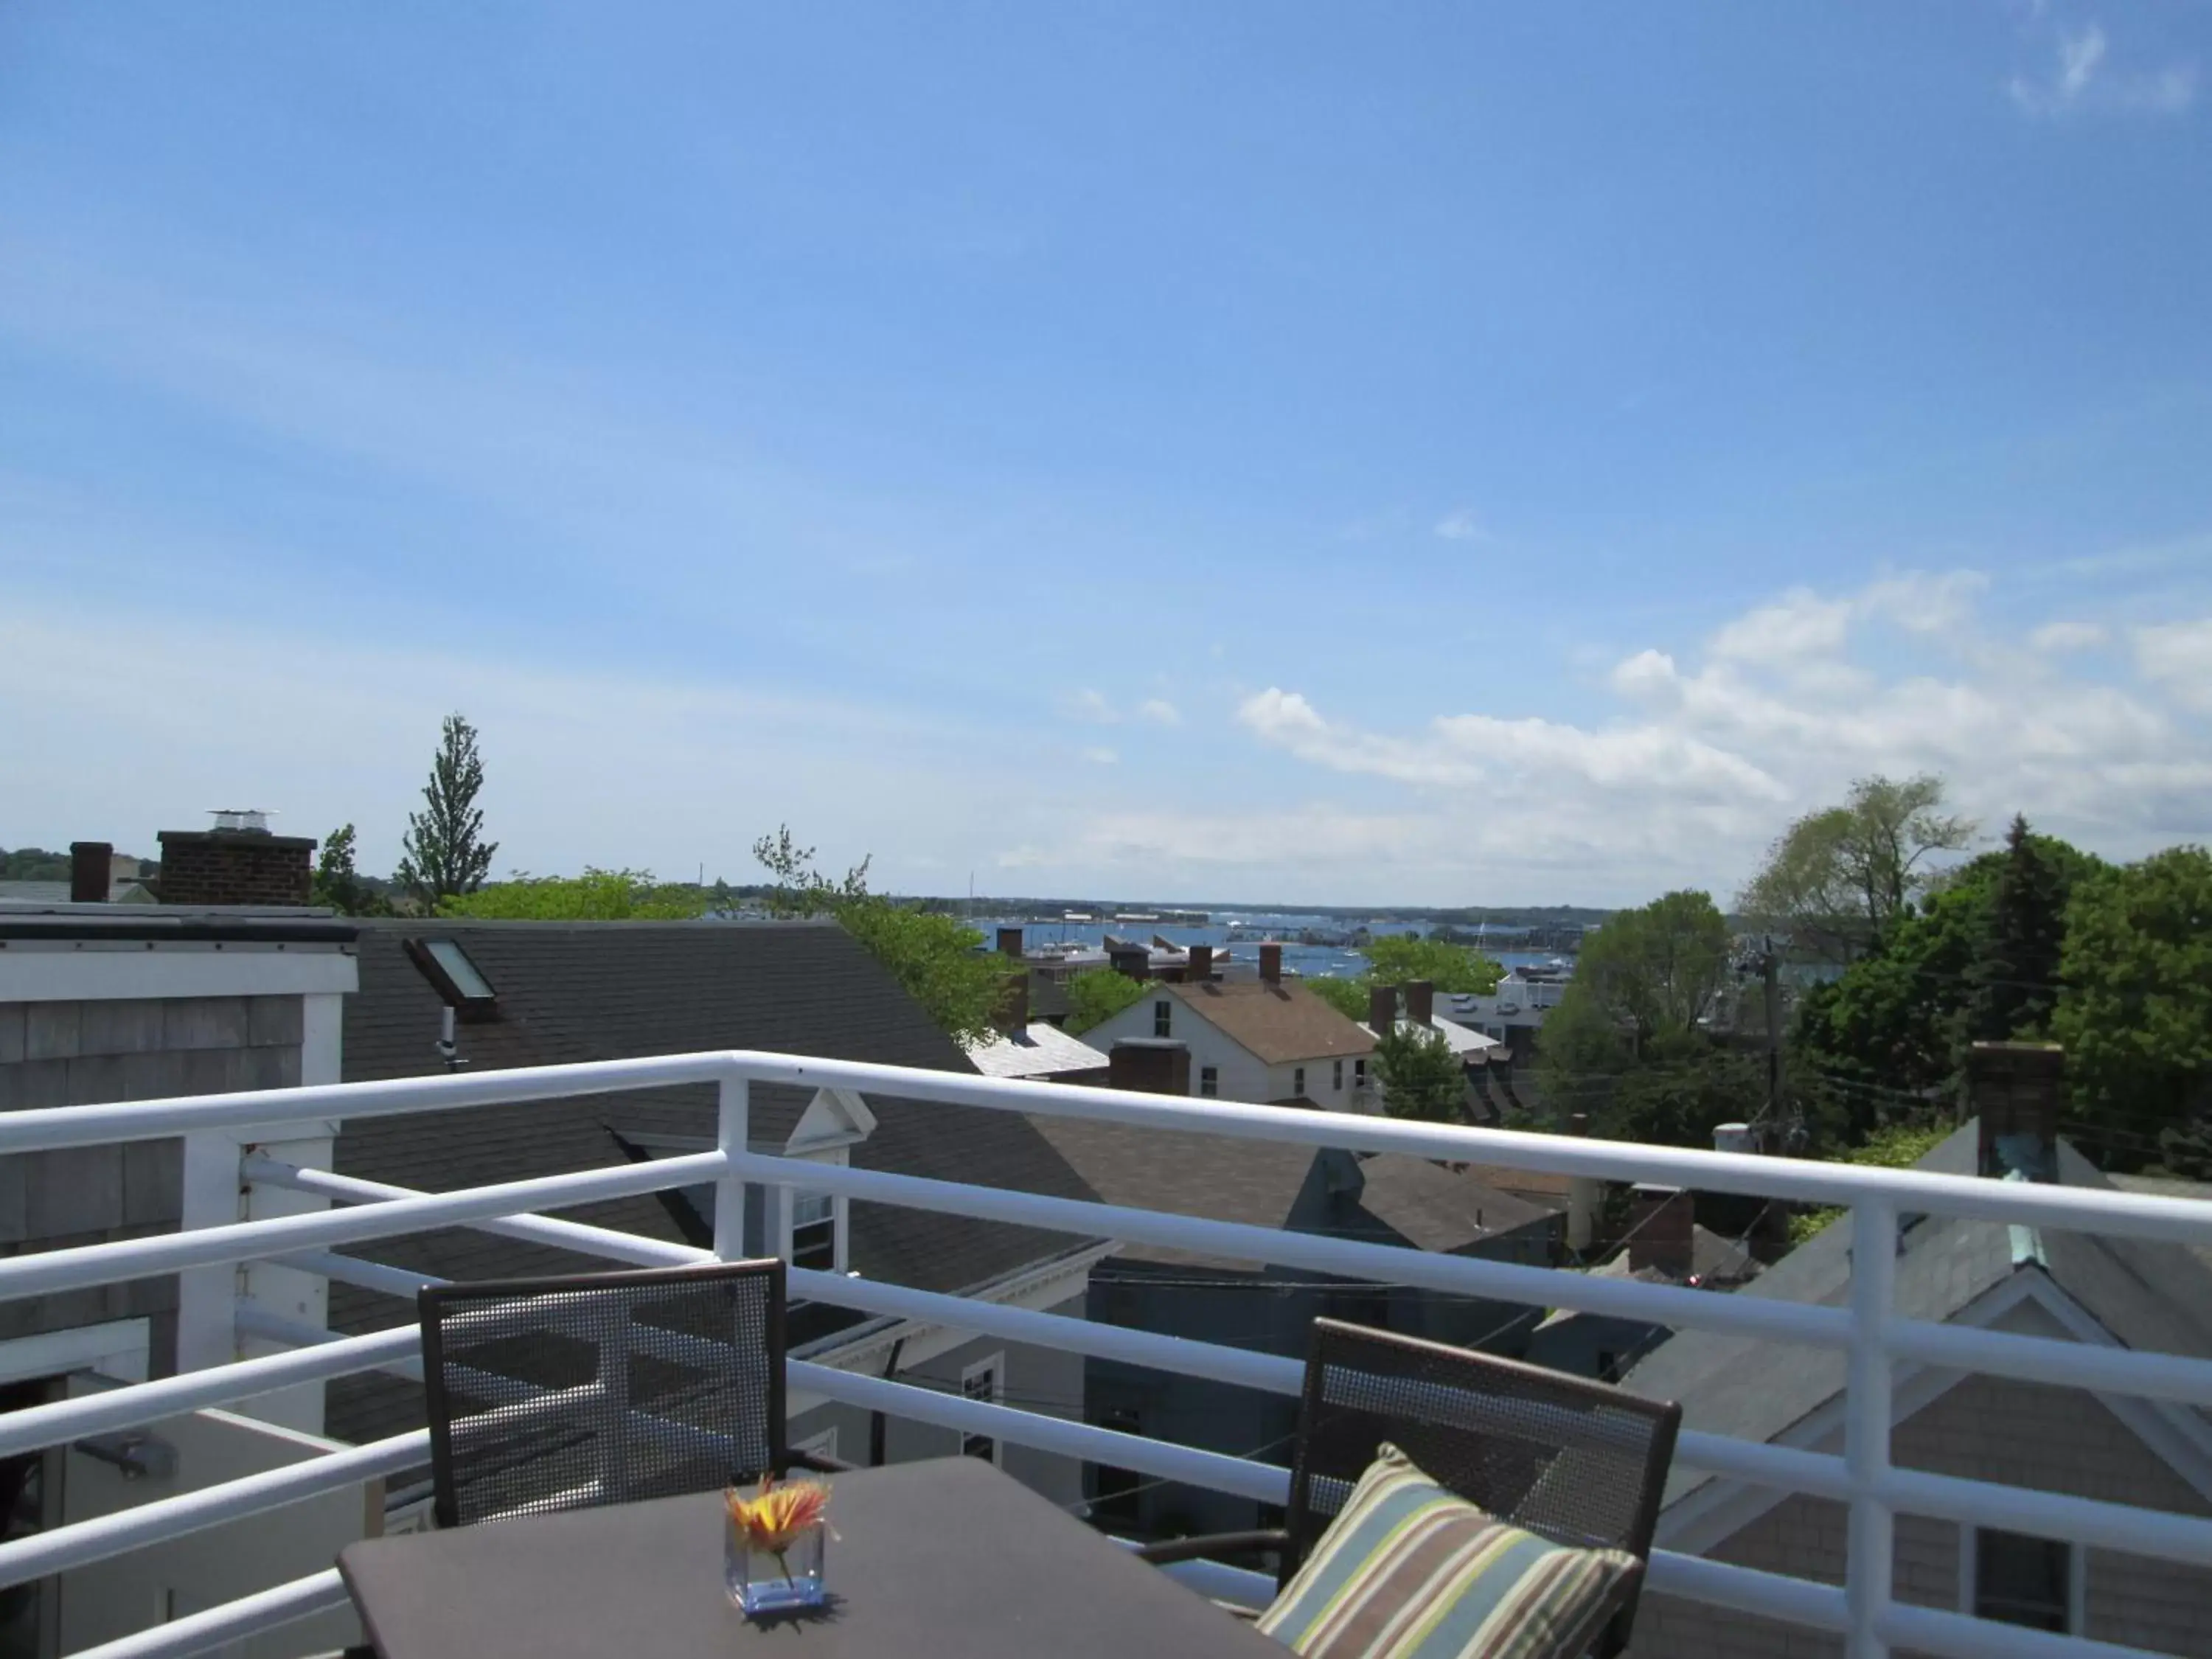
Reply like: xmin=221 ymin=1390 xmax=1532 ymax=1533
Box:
xmin=1304 ymin=975 xmax=1371 ymax=1023
xmin=1372 ymin=1025 xmax=1467 ymax=1122
xmin=310 ymin=824 xmax=387 ymax=916
xmin=396 ymin=714 xmax=497 ymax=906
xmin=751 ymin=824 xmax=1002 ymax=1045
xmin=1066 ymin=970 xmax=1147 ymax=1034
xmin=1738 ymin=773 xmax=1976 ymax=961
xmin=2051 ymin=846 xmax=2212 ymax=1161
xmin=1537 ymin=890 xmax=1758 ymax=1144
xmin=442 ymin=869 xmax=711 ymax=920
xmin=1963 ymin=814 xmax=2070 ymax=1044
xmin=1360 ymin=936 xmax=1504 ymax=995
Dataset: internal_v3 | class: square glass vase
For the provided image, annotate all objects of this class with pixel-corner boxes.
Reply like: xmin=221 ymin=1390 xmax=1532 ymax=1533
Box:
xmin=725 ymin=1515 xmax=828 ymax=1615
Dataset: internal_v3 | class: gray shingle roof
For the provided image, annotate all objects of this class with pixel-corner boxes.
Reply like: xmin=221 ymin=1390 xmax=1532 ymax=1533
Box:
xmin=327 ymin=919 xmax=1100 ymax=1444
xmin=1623 ymin=1122 xmax=2212 ymax=1509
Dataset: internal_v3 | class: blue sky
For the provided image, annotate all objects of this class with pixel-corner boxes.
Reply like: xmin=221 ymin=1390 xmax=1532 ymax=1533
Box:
xmin=3 ymin=4 xmax=2208 ymax=905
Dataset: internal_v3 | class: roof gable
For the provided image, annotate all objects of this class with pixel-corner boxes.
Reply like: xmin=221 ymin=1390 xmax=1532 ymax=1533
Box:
xmin=1169 ymin=979 xmax=1377 ymax=1065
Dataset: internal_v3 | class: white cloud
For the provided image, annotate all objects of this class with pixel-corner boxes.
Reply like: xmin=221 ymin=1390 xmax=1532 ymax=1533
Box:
xmin=1433 ymin=508 xmax=1489 ymax=543
xmin=1138 ymin=698 xmax=1182 ymax=726
xmin=1062 ymin=688 xmax=1119 ymax=724
xmin=1081 ymin=746 xmax=1120 ymax=766
xmin=2008 ymin=22 xmax=2195 ymax=116
xmin=2029 ymin=620 xmax=2109 ymax=653
xmin=2136 ymin=619 xmax=2212 ymax=712
xmin=1233 ymin=572 xmax=2212 ymax=900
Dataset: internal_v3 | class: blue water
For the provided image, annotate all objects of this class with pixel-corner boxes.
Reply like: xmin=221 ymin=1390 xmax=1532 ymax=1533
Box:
xmin=978 ymin=914 xmax=1562 ymax=981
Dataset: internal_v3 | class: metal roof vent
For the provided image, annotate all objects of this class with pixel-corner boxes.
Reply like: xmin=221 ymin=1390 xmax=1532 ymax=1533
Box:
xmin=210 ymin=808 xmax=271 ymax=832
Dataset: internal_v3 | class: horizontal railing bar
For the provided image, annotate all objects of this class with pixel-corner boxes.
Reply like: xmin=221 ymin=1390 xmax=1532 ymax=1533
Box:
xmin=787 ymin=1359 xmax=1293 ymax=1507
xmin=731 ymin=1150 xmax=1855 ymax=1349
xmin=237 ymin=1302 xmax=426 ymax=1381
xmin=1879 ymin=1600 xmax=2157 ymax=1659
xmin=1673 ymin=1432 xmax=1857 ymax=1500
xmin=0 ymin=1053 xmax=733 ymax=1152
xmin=246 ymin=1156 xmax=706 ymax=1269
xmin=1889 ymin=1316 xmax=2212 ymax=1410
xmin=1882 ymin=1466 xmax=2212 ymax=1568
xmin=1643 ymin=1548 xmax=1851 ymax=1633
xmin=0 ymin=1429 xmax=426 ymax=1590
xmin=12 ymin=1048 xmax=2208 ymax=1247
xmin=724 ymin=1053 xmax=2212 ymax=1246
xmin=66 ymin=1568 xmax=352 ymax=1659
xmin=0 ymin=1325 xmax=422 ymax=1460
xmin=282 ymin=1248 xmax=438 ymax=1301
xmin=0 ymin=1151 xmax=727 ymax=1304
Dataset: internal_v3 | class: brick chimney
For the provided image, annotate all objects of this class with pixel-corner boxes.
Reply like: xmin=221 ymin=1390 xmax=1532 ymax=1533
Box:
xmin=69 ymin=841 xmax=114 ymax=903
xmin=1405 ymin=979 xmax=1434 ymax=1026
xmin=1186 ymin=944 xmax=1213 ymax=981
xmin=1108 ymin=1040 xmax=1190 ymax=1096
xmin=1259 ymin=942 xmax=1282 ymax=986
xmin=1626 ymin=1184 xmax=1694 ymax=1279
xmin=1969 ymin=1041 xmax=2065 ymax=1182
xmin=996 ymin=925 xmax=1026 ymax=959
xmin=1367 ymin=983 xmax=1397 ymax=1034
xmin=156 ymin=815 xmax=315 ymax=906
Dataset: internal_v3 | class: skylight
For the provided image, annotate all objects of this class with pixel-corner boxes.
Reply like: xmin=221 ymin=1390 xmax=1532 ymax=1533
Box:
xmin=406 ymin=937 xmax=498 ymax=1018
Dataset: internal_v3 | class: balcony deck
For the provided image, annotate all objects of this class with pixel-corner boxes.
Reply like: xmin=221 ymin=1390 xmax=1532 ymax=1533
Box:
xmin=2 ymin=1053 xmax=2211 ymax=1659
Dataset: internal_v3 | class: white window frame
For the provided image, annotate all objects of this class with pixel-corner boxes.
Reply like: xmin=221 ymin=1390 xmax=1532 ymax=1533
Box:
xmin=788 ymin=1188 xmax=841 ymax=1276
xmin=959 ymin=1353 xmax=1006 ymax=1466
xmin=1152 ymin=1000 xmax=1172 ymax=1037
xmin=1293 ymin=1065 xmax=1306 ymax=1098
xmin=1333 ymin=1058 xmax=1343 ymax=1092
xmin=1959 ymin=1526 xmax=2084 ymax=1635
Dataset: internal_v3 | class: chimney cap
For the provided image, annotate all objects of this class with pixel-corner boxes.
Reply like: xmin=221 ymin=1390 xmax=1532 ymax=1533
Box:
xmin=210 ymin=808 xmax=273 ymax=832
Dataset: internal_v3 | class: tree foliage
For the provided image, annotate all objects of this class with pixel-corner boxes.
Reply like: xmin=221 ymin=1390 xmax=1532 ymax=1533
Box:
xmin=1964 ymin=814 xmax=2073 ymax=1044
xmin=1304 ymin=975 xmax=1371 ymax=1023
xmin=2051 ymin=845 xmax=2212 ymax=1158
xmin=310 ymin=824 xmax=388 ymax=916
xmin=1537 ymin=890 xmax=1759 ymax=1145
xmin=1738 ymin=773 xmax=1975 ymax=961
xmin=1372 ymin=1026 xmax=1467 ymax=1123
xmin=1065 ymin=969 xmax=1147 ymax=1034
xmin=750 ymin=824 xmax=1002 ymax=1046
xmin=1359 ymin=936 xmax=1504 ymax=995
xmin=441 ymin=869 xmax=712 ymax=920
xmin=396 ymin=714 xmax=497 ymax=905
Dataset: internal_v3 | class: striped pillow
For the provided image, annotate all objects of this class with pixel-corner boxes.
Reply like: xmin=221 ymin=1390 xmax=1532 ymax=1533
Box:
xmin=1255 ymin=1444 xmax=1641 ymax=1659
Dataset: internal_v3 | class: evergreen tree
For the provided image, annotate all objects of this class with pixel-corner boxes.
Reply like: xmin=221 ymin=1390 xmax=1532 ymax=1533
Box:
xmin=1964 ymin=814 xmax=2068 ymax=1043
xmin=310 ymin=824 xmax=386 ymax=916
xmin=396 ymin=714 xmax=498 ymax=906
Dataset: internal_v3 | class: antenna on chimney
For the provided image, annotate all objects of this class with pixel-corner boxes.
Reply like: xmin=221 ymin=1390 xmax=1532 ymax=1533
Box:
xmin=209 ymin=808 xmax=271 ymax=832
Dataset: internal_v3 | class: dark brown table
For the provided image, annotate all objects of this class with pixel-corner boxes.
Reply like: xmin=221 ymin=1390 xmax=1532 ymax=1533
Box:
xmin=338 ymin=1456 xmax=1287 ymax=1658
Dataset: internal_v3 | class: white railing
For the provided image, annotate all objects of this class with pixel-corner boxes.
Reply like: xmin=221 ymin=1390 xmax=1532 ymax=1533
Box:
xmin=1 ymin=1054 xmax=2210 ymax=1659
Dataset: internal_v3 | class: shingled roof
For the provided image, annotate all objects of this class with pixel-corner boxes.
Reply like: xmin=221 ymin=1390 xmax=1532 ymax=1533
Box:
xmin=327 ymin=919 xmax=1100 ymax=1444
xmin=1624 ymin=1122 xmax=2212 ymax=1511
xmin=1165 ymin=978 xmax=1377 ymax=1065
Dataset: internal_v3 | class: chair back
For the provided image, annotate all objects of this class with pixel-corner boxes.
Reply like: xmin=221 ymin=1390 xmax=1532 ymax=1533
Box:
xmin=420 ymin=1259 xmax=787 ymax=1529
xmin=1284 ymin=1320 xmax=1680 ymax=1652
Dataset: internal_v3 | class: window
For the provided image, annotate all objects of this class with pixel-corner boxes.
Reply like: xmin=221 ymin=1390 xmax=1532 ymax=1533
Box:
xmin=1354 ymin=1058 xmax=1368 ymax=1088
xmin=1973 ymin=1529 xmax=2071 ymax=1632
xmin=1332 ymin=1058 xmax=1343 ymax=1092
xmin=1293 ymin=1066 xmax=1306 ymax=1097
xmin=1199 ymin=1066 xmax=1218 ymax=1098
xmin=790 ymin=1191 xmax=838 ymax=1273
xmin=960 ymin=1356 xmax=1004 ymax=1464
xmin=1091 ymin=1409 xmax=1144 ymax=1527
xmin=1152 ymin=1000 xmax=1172 ymax=1037
xmin=403 ymin=937 xmax=499 ymax=1020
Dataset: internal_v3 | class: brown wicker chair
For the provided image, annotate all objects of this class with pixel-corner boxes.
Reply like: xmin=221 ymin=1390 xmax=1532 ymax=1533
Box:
xmin=420 ymin=1258 xmax=846 ymax=1530
xmin=1138 ymin=1318 xmax=1681 ymax=1655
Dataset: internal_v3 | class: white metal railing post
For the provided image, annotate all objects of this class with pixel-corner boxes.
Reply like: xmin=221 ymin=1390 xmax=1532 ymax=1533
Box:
xmin=1846 ymin=1197 xmax=1899 ymax=1659
xmin=175 ymin=1131 xmax=246 ymax=1373
xmin=714 ymin=1071 xmax=749 ymax=1260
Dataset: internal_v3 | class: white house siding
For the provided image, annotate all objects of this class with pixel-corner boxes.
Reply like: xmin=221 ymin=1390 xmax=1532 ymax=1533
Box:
xmin=1628 ymin=1369 xmax=2212 ymax=1658
xmin=1081 ymin=995 xmax=1366 ymax=1107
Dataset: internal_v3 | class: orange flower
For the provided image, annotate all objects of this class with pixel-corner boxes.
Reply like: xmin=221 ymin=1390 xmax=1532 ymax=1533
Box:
xmin=725 ymin=1475 xmax=832 ymax=1557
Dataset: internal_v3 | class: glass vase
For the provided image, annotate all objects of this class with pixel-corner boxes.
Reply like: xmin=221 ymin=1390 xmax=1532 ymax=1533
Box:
xmin=726 ymin=1514 xmax=828 ymax=1615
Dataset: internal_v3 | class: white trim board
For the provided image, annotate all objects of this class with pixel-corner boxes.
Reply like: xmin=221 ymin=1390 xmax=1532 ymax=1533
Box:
xmin=1657 ymin=1265 xmax=2212 ymax=1557
xmin=0 ymin=1318 xmax=152 ymax=1387
xmin=0 ymin=946 xmax=358 ymax=1003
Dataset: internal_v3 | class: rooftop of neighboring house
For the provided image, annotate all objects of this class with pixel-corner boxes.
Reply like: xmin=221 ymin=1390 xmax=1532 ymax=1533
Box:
xmin=1623 ymin=1119 xmax=2212 ymax=1509
xmin=1587 ymin=1221 xmax=1761 ymax=1289
xmin=1357 ymin=1014 xmax=1500 ymax=1062
xmin=964 ymin=1020 xmax=1110 ymax=1081
xmin=0 ymin=897 xmax=356 ymax=942
xmin=329 ymin=917 xmax=1104 ymax=1443
xmin=1031 ymin=1111 xmax=1553 ymax=1269
xmin=1154 ymin=976 xmax=1377 ymax=1064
